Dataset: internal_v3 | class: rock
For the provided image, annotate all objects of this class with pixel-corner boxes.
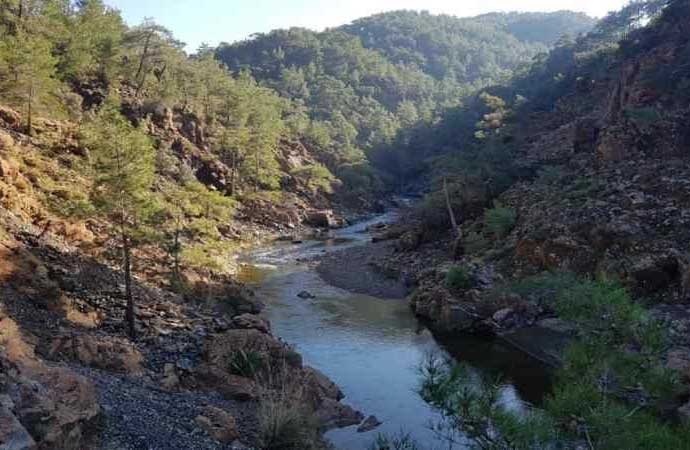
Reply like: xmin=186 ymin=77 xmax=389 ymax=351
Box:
xmin=492 ymin=308 xmax=515 ymax=325
xmin=679 ymin=401 xmax=690 ymax=424
xmin=0 ymin=406 xmax=36 ymax=450
xmin=218 ymin=375 xmax=257 ymax=402
xmin=303 ymin=367 xmax=343 ymax=401
xmin=160 ymin=363 xmax=180 ymax=391
xmin=229 ymin=440 xmax=252 ymax=450
xmin=536 ymin=318 xmax=578 ymax=335
xmin=304 ymin=210 xmax=341 ymax=229
xmin=48 ymin=334 xmax=144 ymax=375
xmin=629 ymin=255 xmax=680 ymax=294
xmin=666 ymin=348 xmax=690 ymax=381
xmin=232 ymin=314 xmax=271 ymax=334
xmin=0 ymin=157 xmax=18 ymax=181
xmin=397 ymin=230 xmax=422 ymax=251
xmin=315 ymin=398 xmax=364 ymax=430
xmin=194 ymin=406 xmax=240 ymax=443
xmin=13 ymin=366 xmax=100 ymax=450
xmin=357 ymin=415 xmax=382 ymax=433
xmin=297 ymin=290 xmax=315 ymax=299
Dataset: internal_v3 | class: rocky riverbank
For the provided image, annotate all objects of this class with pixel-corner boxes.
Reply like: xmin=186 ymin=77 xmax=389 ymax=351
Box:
xmin=0 ymin=208 xmax=364 ymax=450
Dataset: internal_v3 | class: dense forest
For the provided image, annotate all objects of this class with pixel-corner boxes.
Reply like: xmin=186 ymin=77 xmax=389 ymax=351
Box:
xmin=217 ymin=10 xmax=595 ymax=189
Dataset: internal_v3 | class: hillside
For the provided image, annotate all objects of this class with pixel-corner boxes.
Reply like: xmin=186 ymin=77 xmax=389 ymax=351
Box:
xmin=356 ymin=0 xmax=690 ymax=447
xmin=216 ymin=10 xmax=595 ymax=191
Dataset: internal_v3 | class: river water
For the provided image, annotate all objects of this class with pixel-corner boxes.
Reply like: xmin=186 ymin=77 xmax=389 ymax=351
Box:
xmin=238 ymin=213 xmax=550 ymax=450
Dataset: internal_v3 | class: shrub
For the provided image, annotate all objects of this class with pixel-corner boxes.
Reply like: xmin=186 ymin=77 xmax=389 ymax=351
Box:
xmin=369 ymin=433 xmax=420 ymax=450
xmin=445 ymin=265 xmax=473 ymax=291
xmin=257 ymin=369 xmax=321 ymax=450
xmin=462 ymin=230 xmax=490 ymax=254
xmin=420 ymin=277 xmax=689 ymax=450
xmin=484 ymin=202 xmax=517 ymax=239
xmin=228 ymin=349 xmax=265 ymax=378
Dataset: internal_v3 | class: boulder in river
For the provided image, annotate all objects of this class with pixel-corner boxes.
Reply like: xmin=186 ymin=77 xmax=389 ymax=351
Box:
xmin=297 ymin=290 xmax=316 ymax=299
xmin=357 ymin=415 xmax=383 ymax=433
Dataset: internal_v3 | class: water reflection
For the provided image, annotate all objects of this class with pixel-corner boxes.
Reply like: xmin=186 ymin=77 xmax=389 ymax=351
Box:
xmin=239 ymin=215 xmax=550 ymax=449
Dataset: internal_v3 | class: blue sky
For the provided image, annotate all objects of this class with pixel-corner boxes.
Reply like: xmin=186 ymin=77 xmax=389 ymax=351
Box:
xmin=105 ymin=0 xmax=629 ymax=52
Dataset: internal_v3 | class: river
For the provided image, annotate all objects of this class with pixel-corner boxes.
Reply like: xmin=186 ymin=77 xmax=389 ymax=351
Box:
xmin=237 ymin=212 xmax=550 ymax=449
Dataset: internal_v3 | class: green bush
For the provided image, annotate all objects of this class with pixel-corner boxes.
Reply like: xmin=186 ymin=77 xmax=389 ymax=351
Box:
xmin=228 ymin=349 xmax=265 ymax=378
xmin=369 ymin=433 xmax=420 ymax=450
xmin=462 ymin=231 xmax=490 ymax=254
xmin=419 ymin=277 xmax=690 ymax=450
xmin=484 ymin=202 xmax=517 ymax=239
xmin=445 ymin=265 xmax=473 ymax=291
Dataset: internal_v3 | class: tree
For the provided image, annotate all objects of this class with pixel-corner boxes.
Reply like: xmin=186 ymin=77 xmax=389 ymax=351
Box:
xmin=59 ymin=0 xmax=125 ymax=82
xmin=121 ymin=18 xmax=181 ymax=99
xmin=83 ymin=101 xmax=156 ymax=339
xmin=0 ymin=29 xmax=59 ymax=135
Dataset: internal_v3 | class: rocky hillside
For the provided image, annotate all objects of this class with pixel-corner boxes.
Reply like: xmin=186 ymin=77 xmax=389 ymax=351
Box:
xmin=391 ymin=0 xmax=690 ymax=330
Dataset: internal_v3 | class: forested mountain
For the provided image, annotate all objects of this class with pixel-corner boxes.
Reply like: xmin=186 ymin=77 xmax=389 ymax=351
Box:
xmin=216 ymin=10 xmax=595 ymax=190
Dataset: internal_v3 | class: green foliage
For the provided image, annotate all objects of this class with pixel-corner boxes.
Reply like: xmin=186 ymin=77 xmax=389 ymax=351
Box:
xmin=228 ymin=349 xmax=265 ymax=378
xmin=0 ymin=28 xmax=60 ymax=134
xmin=624 ymin=106 xmax=661 ymax=124
xmin=421 ymin=276 xmax=690 ymax=450
xmin=462 ymin=231 xmax=490 ymax=255
xmin=484 ymin=202 xmax=517 ymax=239
xmin=420 ymin=355 xmax=557 ymax=449
xmin=445 ymin=265 xmax=473 ymax=291
xmin=82 ymin=101 xmax=157 ymax=226
xmin=216 ymin=11 xmax=594 ymax=184
xmin=291 ymin=164 xmax=335 ymax=194
xmin=369 ymin=433 xmax=420 ymax=450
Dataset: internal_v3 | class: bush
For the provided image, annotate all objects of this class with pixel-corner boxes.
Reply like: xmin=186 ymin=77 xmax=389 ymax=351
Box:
xmin=228 ymin=349 xmax=265 ymax=378
xmin=419 ymin=277 xmax=690 ymax=450
xmin=369 ymin=433 xmax=420 ymax=450
xmin=484 ymin=202 xmax=516 ymax=239
xmin=257 ymin=370 xmax=322 ymax=450
xmin=445 ymin=265 xmax=473 ymax=291
xmin=462 ymin=230 xmax=490 ymax=255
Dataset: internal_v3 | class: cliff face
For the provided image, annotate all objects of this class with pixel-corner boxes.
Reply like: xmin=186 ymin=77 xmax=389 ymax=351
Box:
xmin=504 ymin=9 xmax=690 ymax=300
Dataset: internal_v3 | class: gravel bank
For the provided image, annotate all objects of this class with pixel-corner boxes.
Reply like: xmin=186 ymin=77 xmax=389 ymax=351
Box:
xmin=71 ymin=366 xmax=259 ymax=450
xmin=315 ymin=241 xmax=409 ymax=299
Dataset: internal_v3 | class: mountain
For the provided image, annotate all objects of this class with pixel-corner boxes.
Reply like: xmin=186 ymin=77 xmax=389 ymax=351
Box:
xmin=216 ymin=10 xmax=596 ymax=195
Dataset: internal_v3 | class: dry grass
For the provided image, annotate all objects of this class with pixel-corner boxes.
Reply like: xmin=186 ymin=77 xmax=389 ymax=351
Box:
xmin=256 ymin=365 xmax=324 ymax=450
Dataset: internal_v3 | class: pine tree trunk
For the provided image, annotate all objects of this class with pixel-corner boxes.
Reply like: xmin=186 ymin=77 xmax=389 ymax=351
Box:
xmin=443 ymin=177 xmax=460 ymax=237
xmin=254 ymin=150 xmax=259 ymax=192
xmin=123 ymin=231 xmax=136 ymax=339
xmin=26 ymin=83 xmax=33 ymax=137
xmin=229 ymin=150 xmax=236 ymax=196
xmin=172 ymin=227 xmax=180 ymax=284
xmin=134 ymin=32 xmax=152 ymax=98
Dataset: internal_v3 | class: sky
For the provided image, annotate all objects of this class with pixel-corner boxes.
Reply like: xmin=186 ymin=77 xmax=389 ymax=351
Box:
xmin=105 ymin=0 xmax=630 ymax=52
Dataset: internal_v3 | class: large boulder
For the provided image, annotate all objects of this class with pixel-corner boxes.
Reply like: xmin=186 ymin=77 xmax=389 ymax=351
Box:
xmin=48 ymin=333 xmax=144 ymax=375
xmin=194 ymin=406 xmax=240 ymax=443
xmin=232 ymin=314 xmax=271 ymax=334
xmin=0 ymin=405 xmax=36 ymax=450
xmin=0 ymin=315 xmax=100 ymax=450
xmin=198 ymin=329 xmax=362 ymax=430
xmin=304 ymin=210 xmax=342 ymax=229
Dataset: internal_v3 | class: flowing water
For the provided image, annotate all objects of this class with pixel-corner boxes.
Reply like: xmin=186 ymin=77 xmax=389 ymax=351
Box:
xmin=238 ymin=213 xmax=550 ymax=450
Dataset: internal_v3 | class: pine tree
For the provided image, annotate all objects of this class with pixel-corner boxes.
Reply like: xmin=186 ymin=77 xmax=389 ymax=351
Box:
xmin=83 ymin=101 xmax=156 ymax=339
xmin=0 ymin=28 xmax=59 ymax=135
